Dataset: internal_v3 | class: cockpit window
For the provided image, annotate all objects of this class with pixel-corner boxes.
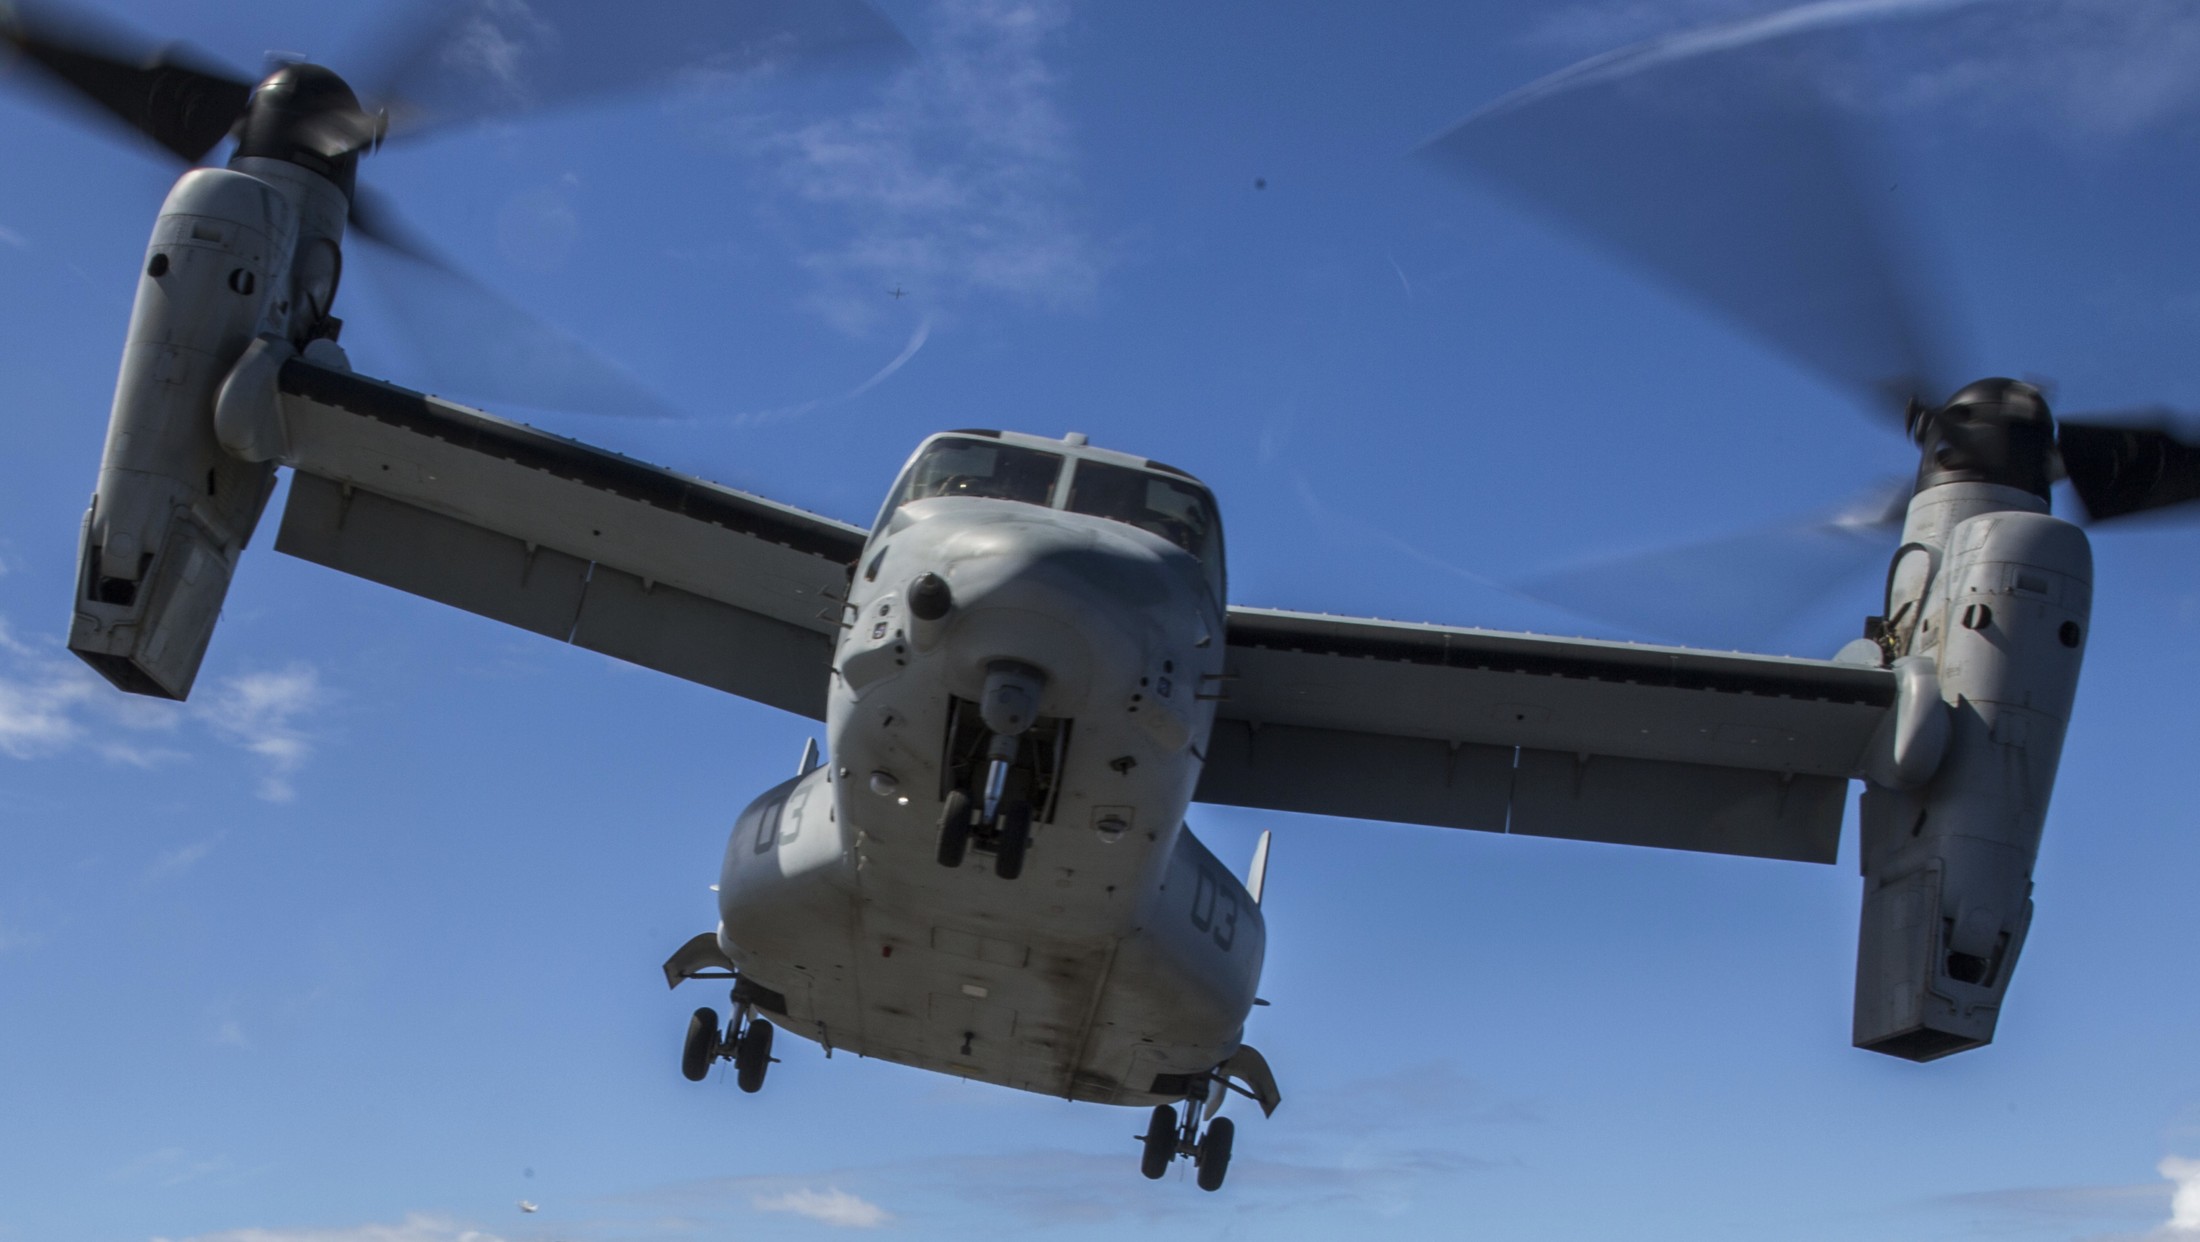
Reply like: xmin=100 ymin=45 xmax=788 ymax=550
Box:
xmin=889 ymin=437 xmax=1064 ymax=511
xmin=1066 ymin=460 xmax=1223 ymax=578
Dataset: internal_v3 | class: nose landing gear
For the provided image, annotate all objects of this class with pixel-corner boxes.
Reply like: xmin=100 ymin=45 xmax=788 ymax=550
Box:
xmin=678 ymin=991 xmax=778 ymax=1092
xmin=932 ymin=660 xmax=1059 ymax=880
xmin=934 ymin=787 xmax=1033 ymax=879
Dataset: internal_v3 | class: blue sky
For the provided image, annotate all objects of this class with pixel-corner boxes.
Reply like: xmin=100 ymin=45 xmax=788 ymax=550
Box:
xmin=4 ymin=1 xmax=2200 ymax=1239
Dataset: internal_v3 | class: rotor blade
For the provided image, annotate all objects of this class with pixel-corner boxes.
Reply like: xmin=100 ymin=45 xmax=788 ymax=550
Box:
xmin=356 ymin=0 xmax=910 ymax=148
xmin=1421 ymin=11 xmax=1957 ymax=415
xmin=346 ymin=181 xmax=443 ymax=266
xmin=1513 ymin=479 xmax=1907 ymax=650
xmin=0 ymin=1 xmax=251 ymax=163
xmin=2057 ymin=413 xmax=2200 ymax=523
xmin=349 ymin=185 xmax=678 ymax=421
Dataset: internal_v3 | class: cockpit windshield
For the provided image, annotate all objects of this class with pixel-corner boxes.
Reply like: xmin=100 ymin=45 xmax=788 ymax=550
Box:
xmin=888 ymin=437 xmax=1064 ymax=510
xmin=1066 ymin=459 xmax=1222 ymax=576
xmin=881 ymin=435 xmax=1225 ymax=600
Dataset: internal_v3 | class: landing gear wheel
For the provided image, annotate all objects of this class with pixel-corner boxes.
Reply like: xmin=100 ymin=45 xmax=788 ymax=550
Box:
xmin=681 ymin=1007 xmax=720 ymax=1083
xmin=937 ymin=791 xmax=972 ymax=868
xmin=1140 ymin=1104 xmax=1177 ymax=1180
xmin=735 ymin=1018 xmax=775 ymax=1094
xmin=994 ymin=801 xmax=1031 ymax=880
xmin=1195 ymin=1116 xmax=1234 ymax=1192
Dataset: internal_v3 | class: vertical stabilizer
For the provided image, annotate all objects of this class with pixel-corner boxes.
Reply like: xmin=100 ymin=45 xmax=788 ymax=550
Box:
xmin=1246 ymin=830 xmax=1272 ymax=905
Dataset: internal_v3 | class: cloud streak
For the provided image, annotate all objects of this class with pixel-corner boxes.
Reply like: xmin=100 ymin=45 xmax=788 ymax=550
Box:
xmin=1480 ymin=0 xmax=1992 ymax=123
xmin=752 ymin=1187 xmax=893 ymax=1228
xmin=736 ymin=0 xmax=1101 ymax=333
xmin=1513 ymin=0 xmax=2200 ymax=138
xmin=192 ymin=665 xmax=323 ymax=802
xmin=0 ymin=635 xmax=99 ymax=759
xmin=728 ymin=312 xmax=933 ymax=427
xmin=141 ymin=834 xmax=223 ymax=885
xmin=0 ymin=614 xmax=324 ymax=800
xmin=156 ymin=1215 xmax=508 ymax=1242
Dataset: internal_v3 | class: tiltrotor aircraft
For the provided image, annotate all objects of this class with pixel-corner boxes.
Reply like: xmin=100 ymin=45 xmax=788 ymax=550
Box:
xmin=11 ymin=0 xmax=2200 ymax=1196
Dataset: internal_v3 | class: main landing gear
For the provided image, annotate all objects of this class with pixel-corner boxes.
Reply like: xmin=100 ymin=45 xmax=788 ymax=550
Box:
xmin=1138 ymin=1095 xmax=1236 ymax=1192
xmin=680 ymin=992 xmax=776 ymax=1092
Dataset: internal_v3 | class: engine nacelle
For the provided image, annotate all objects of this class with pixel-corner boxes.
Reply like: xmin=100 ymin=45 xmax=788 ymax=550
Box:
xmin=1853 ymin=496 xmax=2090 ymax=1060
xmin=68 ymin=169 xmax=297 ymax=699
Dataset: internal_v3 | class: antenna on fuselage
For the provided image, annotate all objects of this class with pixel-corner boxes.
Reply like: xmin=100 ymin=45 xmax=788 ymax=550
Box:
xmin=797 ymin=737 xmax=820 ymax=776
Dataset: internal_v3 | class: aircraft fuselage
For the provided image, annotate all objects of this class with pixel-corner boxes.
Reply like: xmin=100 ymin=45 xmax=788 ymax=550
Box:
xmin=710 ymin=436 xmax=1265 ymax=1106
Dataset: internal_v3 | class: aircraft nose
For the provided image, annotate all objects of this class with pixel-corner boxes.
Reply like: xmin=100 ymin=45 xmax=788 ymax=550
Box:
xmin=929 ymin=518 xmax=1175 ymax=714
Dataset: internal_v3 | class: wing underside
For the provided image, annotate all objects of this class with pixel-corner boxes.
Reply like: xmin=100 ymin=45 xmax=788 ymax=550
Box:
xmin=268 ymin=359 xmax=863 ymax=719
xmin=259 ymin=360 xmax=1890 ymax=858
xmin=1196 ymin=608 xmax=1896 ymax=863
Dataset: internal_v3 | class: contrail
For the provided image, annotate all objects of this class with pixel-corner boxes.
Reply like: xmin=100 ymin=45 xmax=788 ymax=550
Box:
xmin=1386 ymin=252 xmax=1415 ymax=301
xmin=730 ymin=312 xmax=933 ymax=427
xmin=1444 ymin=0 xmax=1999 ymax=127
xmin=842 ymin=312 xmax=932 ymax=402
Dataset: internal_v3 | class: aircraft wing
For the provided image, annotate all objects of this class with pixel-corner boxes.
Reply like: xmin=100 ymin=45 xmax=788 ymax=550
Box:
xmin=266 ymin=358 xmax=864 ymax=719
xmin=1193 ymin=607 xmax=1898 ymax=863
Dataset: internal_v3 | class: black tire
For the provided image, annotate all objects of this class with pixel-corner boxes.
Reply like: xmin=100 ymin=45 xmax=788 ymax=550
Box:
xmin=937 ymin=791 xmax=972 ymax=868
xmin=994 ymin=801 xmax=1031 ymax=880
xmin=1196 ymin=1116 xmax=1234 ymax=1192
xmin=1140 ymin=1104 xmax=1176 ymax=1180
xmin=681 ymin=1007 xmax=719 ymax=1083
xmin=735 ymin=1018 xmax=775 ymax=1094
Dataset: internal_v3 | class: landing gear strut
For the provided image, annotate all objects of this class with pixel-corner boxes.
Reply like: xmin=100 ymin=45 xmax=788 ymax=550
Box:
xmin=934 ymin=660 xmax=1046 ymax=881
xmin=678 ymin=990 xmax=778 ymax=1093
xmin=935 ymin=788 xmax=1033 ymax=879
xmin=937 ymin=790 xmax=973 ymax=868
xmin=1135 ymin=1086 xmax=1238 ymax=1191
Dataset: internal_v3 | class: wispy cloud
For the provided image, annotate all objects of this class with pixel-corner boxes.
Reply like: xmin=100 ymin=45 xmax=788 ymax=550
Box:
xmin=0 ymin=914 xmax=40 ymax=955
xmin=98 ymin=739 xmax=191 ymax=768
xmin=1287 ymin=469 xmax=1524 ymax=607
xmin=0 ymin=613 xmax=325 ymax=799
xmin=1913 ymin=1164 xmax=2199 ymax=1238
xmin=191 ymin=665 xmax=323 ymax=802
xmin=613 ymin=1092 xmax=1510 ymax=1232
xmin=1289 ymin=1062 xmax=1541 ymax=1130
xmin=156 ymin=1215 xmax=507 ymax=1242
xmin=0 ymin=221 xmax=26 ymax=249
xmin=142 ymin=834 xmax=223 ymax=885
xmin=213 ymin=1019 xmax=250 ymax=1049
xmin=0 ymin=641 xmax=99 ymax=759
xmin=736 ymin=0 xmax=1102 ymax=334
xmin=116 ymin=1146 xmax=237 ymax=1190
xmin=1516 ymin=0 xmax=2200 ymax=139
xmin=752 ymin=1187 xmax=893 ymax=1228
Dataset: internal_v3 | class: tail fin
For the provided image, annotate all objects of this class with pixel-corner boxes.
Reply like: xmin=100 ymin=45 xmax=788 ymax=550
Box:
xmin=1246 ymin=830 xmax=1272 ymax=905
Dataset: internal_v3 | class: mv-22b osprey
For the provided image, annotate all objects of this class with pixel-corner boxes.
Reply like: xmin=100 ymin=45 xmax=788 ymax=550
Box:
xmin=16 ymin=2 xmax=2200 ymax=1196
